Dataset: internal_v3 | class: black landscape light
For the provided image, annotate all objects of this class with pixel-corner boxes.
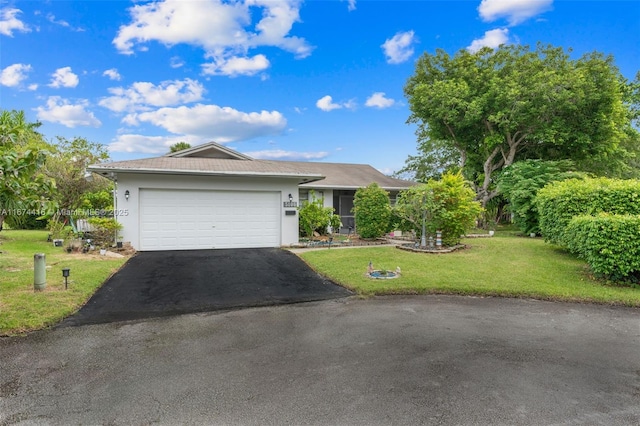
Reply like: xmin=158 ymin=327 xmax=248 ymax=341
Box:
xmin=62 ymin=268 xmax=70 ymax=290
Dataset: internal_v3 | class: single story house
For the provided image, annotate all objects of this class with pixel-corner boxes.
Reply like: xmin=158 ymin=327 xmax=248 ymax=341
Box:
xmin=87 ymin=142 xmax=414 ymax=251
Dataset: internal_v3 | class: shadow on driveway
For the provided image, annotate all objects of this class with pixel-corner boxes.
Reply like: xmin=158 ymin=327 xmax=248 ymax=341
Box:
xmin=60 ymin=248 xmax=352 ymax=327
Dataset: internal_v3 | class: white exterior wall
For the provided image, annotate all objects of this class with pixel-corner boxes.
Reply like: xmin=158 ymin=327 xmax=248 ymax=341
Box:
xmin=304 ymin=188 xmax=334 ymax=209
xmin=114 ymin=173 xmax=300 ymax=250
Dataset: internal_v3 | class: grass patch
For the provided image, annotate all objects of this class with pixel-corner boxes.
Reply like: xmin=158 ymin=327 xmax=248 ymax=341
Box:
xmin=0 ymin=230 xmax=128 ymax=335
xmin=298 ymin=230 xmax=640 ymax=307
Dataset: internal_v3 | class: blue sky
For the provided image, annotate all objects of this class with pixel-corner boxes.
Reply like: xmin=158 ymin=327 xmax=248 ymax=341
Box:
xmin=1 ymin=0 xmax=638 ymax=174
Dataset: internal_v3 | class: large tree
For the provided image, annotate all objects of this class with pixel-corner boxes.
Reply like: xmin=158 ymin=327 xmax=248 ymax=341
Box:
xmin=44 ymin=136 xmax=112 ymax=212
xmin=0 ymin=110 xmax=56 ymax=231
xmin=404 ymin=44 xmax=639 ymax=206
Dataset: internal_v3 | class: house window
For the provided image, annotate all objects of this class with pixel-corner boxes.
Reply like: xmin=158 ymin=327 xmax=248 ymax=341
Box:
xmin=299 ymin=190 xmax=309 ymax=204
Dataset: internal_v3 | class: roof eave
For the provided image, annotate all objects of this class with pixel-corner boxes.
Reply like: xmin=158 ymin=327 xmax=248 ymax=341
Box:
xmin=86 ymin=166 xmax=325 ymax=184
xmin=300 ymin=183 xmax=415 ymax=191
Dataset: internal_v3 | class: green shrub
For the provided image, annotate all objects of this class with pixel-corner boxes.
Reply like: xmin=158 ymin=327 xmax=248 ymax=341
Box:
xmin=429 ymin=172 xmax=483 ymax=245
xmin=87 ymin=217 xmax=123 ymax=248
xmin=47 ymin=218 xmax=75 ymax=240
xmin=565 ymin=213 xmax=640 ymax=280
xmin=5 ymin=213 xmax=47 ymax=230
xmin=353 ymin=183 xmax=391 ymax=239
xmin=497 ymin=160 xmax=586 ymax=235
xmin=298 ymin=193 xmax=337 ymax=238
xmin=537 ymin=177 xmax=640 ymax=245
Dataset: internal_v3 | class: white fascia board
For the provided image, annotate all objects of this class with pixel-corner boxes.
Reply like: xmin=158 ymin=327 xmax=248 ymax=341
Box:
xmin=86 ymin=166 xmax=325 ymax=184
xmin=301 ymin=184 xmax=413 ymax=191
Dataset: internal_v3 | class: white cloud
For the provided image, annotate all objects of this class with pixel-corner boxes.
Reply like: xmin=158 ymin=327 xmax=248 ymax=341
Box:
xmin=99 ymin=78 xmax=205 ymax=112
xmin=46 ymin=13 xmax=83 ymax=31
xmin=113 ymin=0 xmax=312 ymax=77
xmin=381 ymin=30 xmax=416 ymax=64
xmin=35 ymin=97 xmax=101 ymax=128
xmin=28 ymin=83 xmax=38 ymax=91
xmin=468 ymin=28 xmax=509 ymax=53
xmin=478 ymin=0 xmax=553 ymax=25
xmin=202 ymin=54 xmax=270 ymax=77
xmin=130 ymin=103 xmax=287 ymax=142
xmin=49 ymin=67 xmax=79 ymax=88
xmin=103 ymin=68 xmax=122 ymax=81
xmin=107 ymin=134 xmax=203 ymax=154
xmin=365 ymin=92 xmax=395 ymax=109
xmin=346 ymin=0 xmax=356 ymax=12
xmin=244 ymin=149 xmax=329 ymax=161
xmin=0 ymin=7 xmax=30 ymax=36
xmin=0 ymin=63 xmax=32 ymax=87
xmin=316 ymin=95 xmax=356 ymax=112
xmin=316 ymin=95 xmax=341 ymax=112
xmin=170 ymin=56 xmax=184 ymax=68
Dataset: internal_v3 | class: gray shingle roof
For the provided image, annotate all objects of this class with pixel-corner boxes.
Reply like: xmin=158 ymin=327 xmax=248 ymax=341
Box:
xmin=283 ymin=161 xmax=414 ymax=190
xmin=88 ymin=145 xmax=415 ymax=190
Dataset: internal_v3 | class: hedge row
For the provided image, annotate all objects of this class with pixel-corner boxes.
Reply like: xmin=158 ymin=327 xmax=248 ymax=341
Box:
xmin=536 ymin=178 xmax=640 ymax=246
xmin=565 ymin=214 xmax=640 ymax=279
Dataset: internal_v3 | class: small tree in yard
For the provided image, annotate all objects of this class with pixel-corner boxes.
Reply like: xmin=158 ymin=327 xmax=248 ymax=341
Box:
xmin=353 ymin=183 xmax=391 ymax=239
xmin=394 ymin=172 xmax=482 ymax=246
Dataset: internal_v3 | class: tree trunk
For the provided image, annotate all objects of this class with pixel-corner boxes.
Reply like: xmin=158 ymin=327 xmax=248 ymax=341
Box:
xmin=476 ymin=134 xmax=523 ymax=208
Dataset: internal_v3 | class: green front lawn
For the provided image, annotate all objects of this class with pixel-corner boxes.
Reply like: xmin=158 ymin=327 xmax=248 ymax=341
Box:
xmin=0 ymin=230 xmax=128 ymax=335
xmin=298 ymin=230 xmax=640 ymax=306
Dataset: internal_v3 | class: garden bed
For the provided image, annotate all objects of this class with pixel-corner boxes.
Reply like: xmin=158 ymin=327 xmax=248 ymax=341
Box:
xmin=396 ymin=243 xmax=466 ymax=254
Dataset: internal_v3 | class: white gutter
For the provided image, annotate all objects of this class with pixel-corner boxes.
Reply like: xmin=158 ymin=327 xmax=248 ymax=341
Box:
xmin=86 ymin=166 xmax=326 ymax=184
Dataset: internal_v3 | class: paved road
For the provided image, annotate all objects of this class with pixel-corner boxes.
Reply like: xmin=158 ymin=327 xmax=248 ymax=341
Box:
xmin=1 ymin=296 xmax=639 ymax=425
xmin=61 ymin=248 xmax=351 ymax=326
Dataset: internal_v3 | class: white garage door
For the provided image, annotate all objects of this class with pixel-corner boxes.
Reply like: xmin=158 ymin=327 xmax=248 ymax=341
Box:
xmin=139 ymin=189 xmax=281 ymax=251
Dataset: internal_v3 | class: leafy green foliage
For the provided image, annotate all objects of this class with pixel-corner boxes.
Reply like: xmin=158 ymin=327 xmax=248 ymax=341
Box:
xmin=565 ymin=214 xmax=640 ymax=281
xmin=169 ymin=141 xmax=192 ymax=153
xmin=298 ymin=193 xmax=337 ymax=238
xmin=44 ymin=136 xmax=112 ymax=213
xmin=47 ymin=218 xmax=75 ymax=241
xmin=394 ymin=172 xmax=482 ymax=246
xmin=353 ymin=183 xmax=391 ymax=239
xmin=0 ymin=149 xmax=57 ymax=230
xmin=498 ymin=160 xmax=587 ymax=235
xmin=537 ymin=177 xmax=640 ymax=245
xmin=0 ymin=110 xmax=57 ymax=231
xmin=88 ymin=217 xmax=123 ymax=248
xmin=79 ymin=189 xmax=113 ymax=211
xmin=404 ymin=44 xmax=639 ymax=206
xmin=393 ymin=138 xmax=461 ymax=182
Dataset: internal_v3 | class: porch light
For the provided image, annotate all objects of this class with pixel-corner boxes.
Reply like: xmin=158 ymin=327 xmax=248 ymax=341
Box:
xmin=124 ymin=190 xmax=130 ymax=201
xmin=62 ymin=268 xmax=70 ymax=290
xmin=288 ymin=193 xmax=293 ymax=202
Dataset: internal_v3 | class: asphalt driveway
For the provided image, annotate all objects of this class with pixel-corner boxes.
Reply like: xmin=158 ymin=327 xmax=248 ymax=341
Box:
xmin=61 ymin=248 xmax=351 ymax=326
xmin=2 ymin=296 xmax=639 ymax=425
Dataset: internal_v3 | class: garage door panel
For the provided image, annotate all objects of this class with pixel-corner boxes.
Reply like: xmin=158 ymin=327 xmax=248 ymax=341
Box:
xmin=139 ymin=189 xmax=280 ymax=251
